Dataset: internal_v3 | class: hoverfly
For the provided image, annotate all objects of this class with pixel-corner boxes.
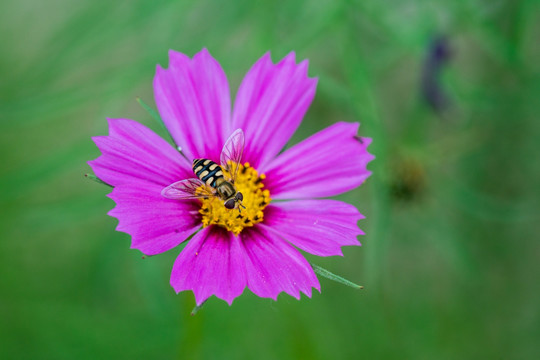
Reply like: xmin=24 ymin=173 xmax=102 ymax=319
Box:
xmin=161 ymin=129 xmax=246 ymax=210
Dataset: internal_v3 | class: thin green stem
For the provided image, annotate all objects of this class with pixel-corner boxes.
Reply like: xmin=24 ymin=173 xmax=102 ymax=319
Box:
xmin=311 ymin=263 xmax=364 ymax=289
xmin=136 ymin=97 xmax=179 ymax=150
xmin=190 ymin=299 xmax=208 ymax=316
xmin=84 ymin=173 xmax=112 ymax=188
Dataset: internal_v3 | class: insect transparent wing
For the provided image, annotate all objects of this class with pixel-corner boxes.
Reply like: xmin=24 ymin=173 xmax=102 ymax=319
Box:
xmin=161 ymin=178 xmax=216 ymax=200
xmin=220 ymin=128 xmax=244 ymax=183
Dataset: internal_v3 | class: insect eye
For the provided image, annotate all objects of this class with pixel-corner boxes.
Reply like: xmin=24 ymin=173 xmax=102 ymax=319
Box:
xmin=235 ymin=192 xmax=243 ymax=201
xmin=224 ymin=199 xmax=236 ymax=209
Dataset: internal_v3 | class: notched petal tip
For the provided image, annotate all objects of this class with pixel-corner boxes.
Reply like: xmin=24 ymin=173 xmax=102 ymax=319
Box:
xmin=233 ymin=50 xmax=319 ymax=169
xmin=154 ymin=46 xmax=231 ymax=161
xmin=266 ymin=286 xmax=316 ymax=301
xmin=356 ymin=136 xmax=373 ymax=147
xmin=192 ymin=292 xmax=214 ymax=307
xmin=281 ymin=51 xmax=297 ymax=64
xmin=195 ymin=47 xmax=213 ymax=60
xmin=264 ymin=199 xmax=365 ymax=257
xmin=105 ymin=117 xmax=119 ymax=127
xmin=265 ymin=121 xmax=373 ymax=198
xmin=253 ymin=52 xmax=272 ymax=67
xmin=164 ymin=48 xmax=218 ymax=69
xmin=170 ymin=228 xmax=247 ymax=306
xmin=105 ymin=118 xmax=136 ymax=136
xmin=351 ymin=130 xmax=375 ymax=167
xmin=297 ymin=58 xmax=311 ymax=77
xmin=238 ymin=227 xmax=320 ymax=302
xmin=354 ymin=134 xmax=365 ymax=144
xmin=167 ymin=49 xmax=190 ymax=64
xmin=90 ymin=132 xmax=107 ymax=142
xmin=191 ymin=288 xmax=242 ymax=307
xmin=154 ymin=64 xmax=165 ymax=79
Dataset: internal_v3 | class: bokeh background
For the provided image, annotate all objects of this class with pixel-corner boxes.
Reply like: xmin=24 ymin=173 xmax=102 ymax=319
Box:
xmin=1 ymin=0 xmax=539 ymax=358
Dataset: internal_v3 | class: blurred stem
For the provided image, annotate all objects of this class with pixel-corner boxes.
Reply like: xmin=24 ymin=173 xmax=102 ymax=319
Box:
xmin=176 ymin=232 xmax=204 ymax=359
xmin=179 ymin=296 xmax=204 ymax=360
xmin=403 ymin=104 xmax=430 ymax=147
xmin=340 ymin=6 xmax=392 ymax=286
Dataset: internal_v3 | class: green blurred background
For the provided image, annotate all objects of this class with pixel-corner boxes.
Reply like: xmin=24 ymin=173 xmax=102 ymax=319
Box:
xmin=1 ymin=0 xmax=539 ymax=358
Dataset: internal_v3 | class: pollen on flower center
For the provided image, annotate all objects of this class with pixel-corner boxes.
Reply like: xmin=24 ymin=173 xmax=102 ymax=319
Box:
xmin=199 ymin=162 xmax=271 ymax=235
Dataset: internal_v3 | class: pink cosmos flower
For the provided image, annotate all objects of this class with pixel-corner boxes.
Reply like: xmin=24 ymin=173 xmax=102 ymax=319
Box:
xmin=89 ymin=49 xmax=374 ymax=306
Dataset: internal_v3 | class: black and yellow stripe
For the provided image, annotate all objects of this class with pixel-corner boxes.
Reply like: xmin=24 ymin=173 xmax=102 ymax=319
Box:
xmin=192 ymin=158 xmax=224 ymax=188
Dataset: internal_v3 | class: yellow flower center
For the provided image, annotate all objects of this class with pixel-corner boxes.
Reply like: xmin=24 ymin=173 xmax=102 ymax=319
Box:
xmin=199 ymin=162 xmax=271 ymax=235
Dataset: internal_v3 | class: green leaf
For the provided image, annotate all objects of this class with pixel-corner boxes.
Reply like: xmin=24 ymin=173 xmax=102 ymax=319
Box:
xmin=136 ymin=97 xmax=178 ymax=149
xmin=84 ymin=173 xmax=113 ymax=188
xmin=311 ymin=263 xmax=364 ymax=289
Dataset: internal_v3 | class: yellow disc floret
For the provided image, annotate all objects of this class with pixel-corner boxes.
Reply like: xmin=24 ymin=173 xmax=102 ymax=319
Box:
xmin=199 ymin=162 xmax=271 ymax=235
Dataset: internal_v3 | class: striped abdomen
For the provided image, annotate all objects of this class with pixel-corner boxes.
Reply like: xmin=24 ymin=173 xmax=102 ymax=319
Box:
xmin=192 ymin=158 xmax=224 ymax=188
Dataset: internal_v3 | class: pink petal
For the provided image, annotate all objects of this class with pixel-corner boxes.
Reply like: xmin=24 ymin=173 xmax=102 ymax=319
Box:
xmin=262 ymin=200 xmax=364 ymax=257
xmin=240 ymin=227 xmax=320 ymax=300
xmin=153 ymin=49 xmax=231 ymax=161
xmin=88 ymin=118 xmax=192 ymax=187
xmin=170 ymin=226 xmax=320 ymax=305
xmin=108 ymin=183 xmax=201 ymax=256
xmin=170 ymin=227 xmax=246 ymax=306
xmin=264 ymin=122 xmax=374 ymax=199
xmin=232 ymin=52 xmax=318 ymax=170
